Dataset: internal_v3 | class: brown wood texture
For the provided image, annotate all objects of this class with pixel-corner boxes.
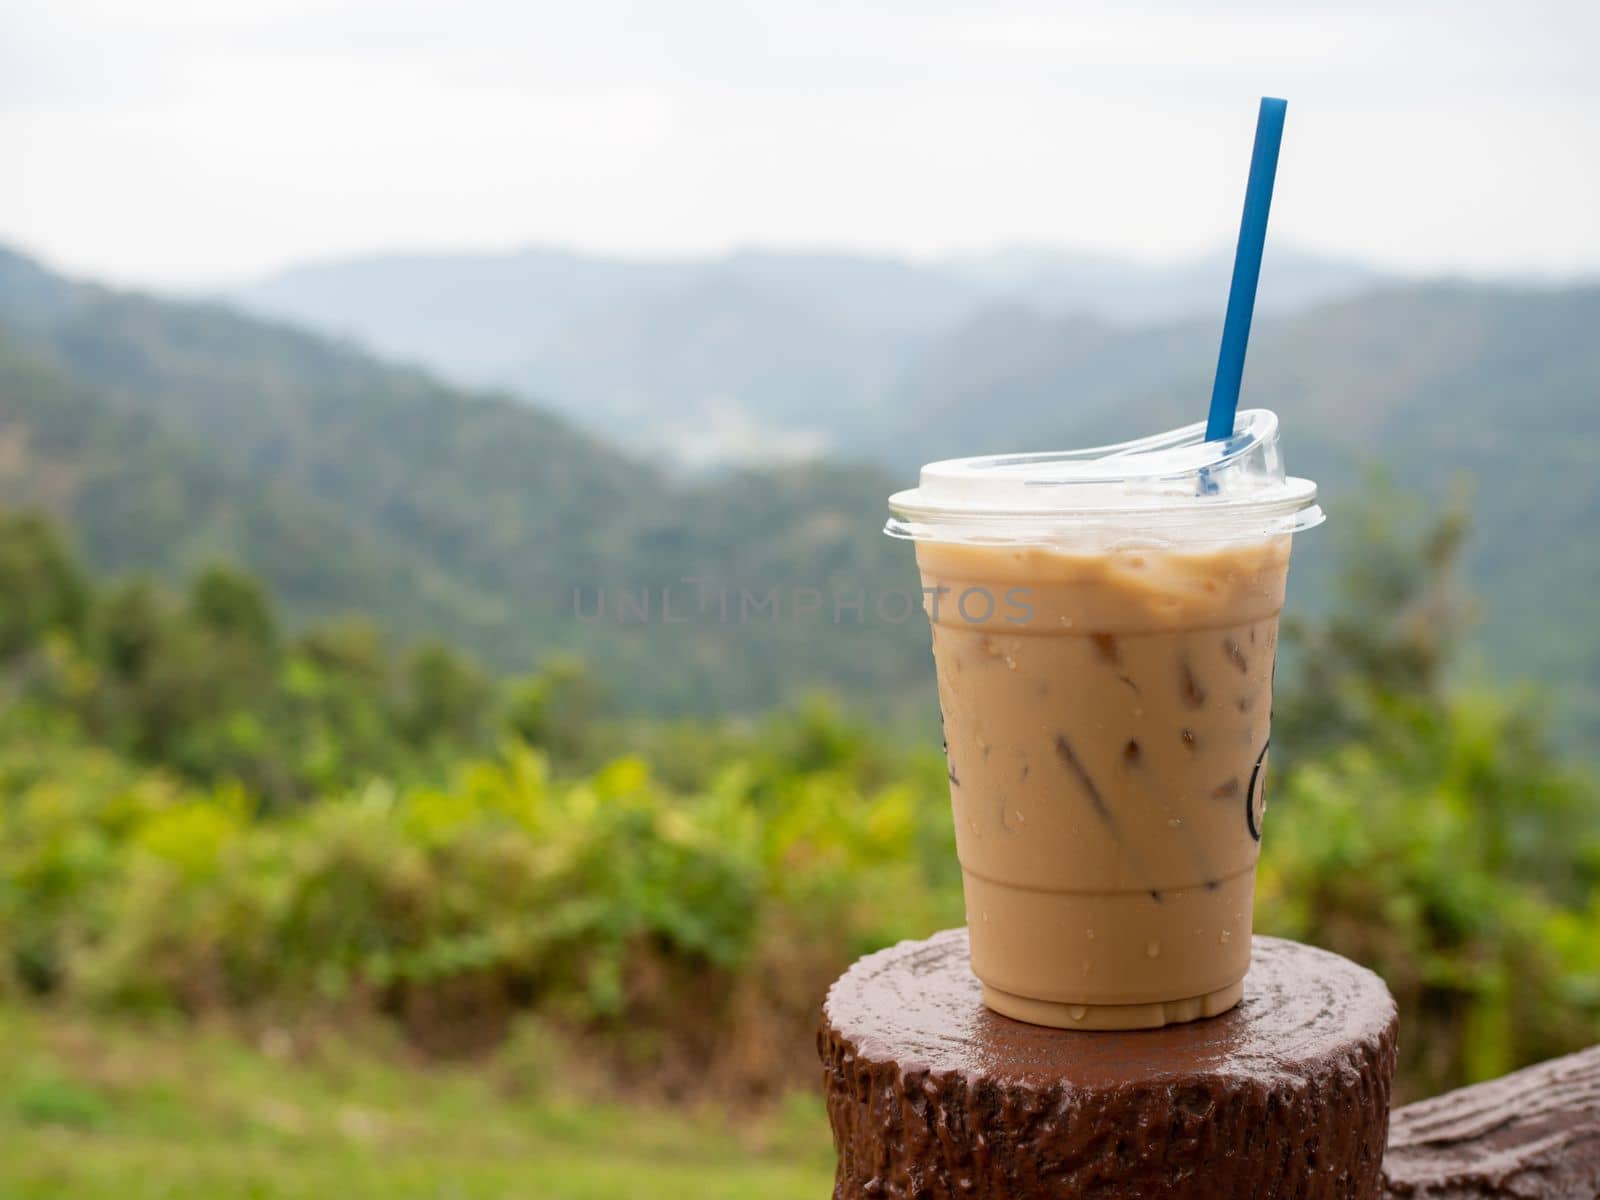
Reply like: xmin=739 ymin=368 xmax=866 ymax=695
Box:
xmin=1382 ymin=1043 xmax=1600 ymax=1199
xmin=820 ymin=929 xmax=1398 ymax=1199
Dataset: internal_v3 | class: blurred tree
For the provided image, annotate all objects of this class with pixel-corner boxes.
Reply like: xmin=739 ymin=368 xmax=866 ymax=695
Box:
xmin=1262 ymin=686 xmax=1600 ymax=1096
xmin=506 ymin=655 xmax=608 ymax=765
xmin=2 ymin=499 xmax=1597 ymax=1106
xmin=0 ymin=510 xmax=519 ymax=804
xmin=1261 ymin=481 xmax=1600 ymax=1097
xmin=94 ymin=579 xmax=166 ymax=680
xmin=188 ymin=565 xmax=277 ymax=647
xmin=297 ymin=616 xmax=386 ymax=682
xmin=0 ymin=511 xmax=88 ymax=660
xmin=399 ymin=640 xmax=492 ymax=749
xmin=1275 ymin=475 xmax=1475 ymax=758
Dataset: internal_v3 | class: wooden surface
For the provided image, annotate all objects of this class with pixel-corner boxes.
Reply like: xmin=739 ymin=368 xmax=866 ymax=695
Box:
xmin=1383 ymin=1043 xmax=1600 ymax=1199
xmin=820 ymin=928 xmax=1398 ymax=1199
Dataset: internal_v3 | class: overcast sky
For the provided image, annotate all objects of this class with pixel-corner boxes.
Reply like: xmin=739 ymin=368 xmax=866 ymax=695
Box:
xmin=5 ymin=0 xmax=1599 ymax=288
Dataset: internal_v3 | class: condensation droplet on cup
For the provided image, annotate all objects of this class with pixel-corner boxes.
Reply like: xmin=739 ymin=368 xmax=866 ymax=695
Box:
xmin=1168 ymin=817 xmax=1182 ymax=828
xmin=1085 ymin=928 xmax=1096 ymax=940
xmin=1146 ymin=940 xmax=1162 ymax=959
xmin=982 ymin=911 xmax=990 ymax=923
xmin=1014 ymin=810 xmax=1025 ymax=825
xmin=1068 ymin=1005 xmax=1088 ymax=1021
xmin=1005 ymin=656 xmax=1017 ymax=670
xmin=1081 ymin=960 xmax=1094 ymax=976
xmin=1219 ymin=929 xmax=1232 ymax=944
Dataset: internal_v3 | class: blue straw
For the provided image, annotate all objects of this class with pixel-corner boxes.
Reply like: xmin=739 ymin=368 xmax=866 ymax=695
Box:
xmin=1207 ymin=97 xmax=1287 ymax=442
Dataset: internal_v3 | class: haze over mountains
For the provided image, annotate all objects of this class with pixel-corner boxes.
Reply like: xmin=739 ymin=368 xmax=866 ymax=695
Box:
xmin=3 ymin=242 xmax=1599 ymax=747
xmin=235 ymin=246 xmax=1386 ymax=468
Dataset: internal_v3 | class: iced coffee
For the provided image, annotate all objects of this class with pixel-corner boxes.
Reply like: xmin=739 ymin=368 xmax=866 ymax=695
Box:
xmin=887 ymin=411 xmax=1321 ymax=1029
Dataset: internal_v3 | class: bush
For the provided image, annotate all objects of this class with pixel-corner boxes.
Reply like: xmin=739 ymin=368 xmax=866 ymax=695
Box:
xmin=1259 ymin=688 xmax=1600 ymax=1098
xmin=0 ymin=713 xmax=959 ymax=1098
xmin=3 ymin=504 xmax=1599 ymax=1104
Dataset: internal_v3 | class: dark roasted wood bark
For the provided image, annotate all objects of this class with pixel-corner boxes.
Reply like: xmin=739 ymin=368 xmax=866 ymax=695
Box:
xmin=820 ymin=929 xmax=1398 ymax=1199
xmin=1383 ymin=1043 xmax=1600 ymax=1199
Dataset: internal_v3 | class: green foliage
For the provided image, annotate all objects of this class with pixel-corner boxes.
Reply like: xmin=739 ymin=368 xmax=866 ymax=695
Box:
xmin=1258 ymin=689 xmax=1600 ymax=1097
xmin=0 ymin=715 xmax=954 ymax=1095
xmin=0 ymin=512 xmax=88 ymax=659
xmin=0 ymin=523 xmax=952 ymax=1087
xmin=396 ymin=641 xmax=493 ymax=749
xmin=1275 ymin=475 xmax=1473 ymax=759
xmin=0 ymin=502 xmax=1598 ymax=1105
xmin=0 ymin=516 xmax=594 ymax=806
xmin=189 ymin=566 xmax=277 ymax=647
xmin=1264 ymin=490 xmax=1600 ymax=1096
xmin=506 ymin=655 xmax=606 ymax=764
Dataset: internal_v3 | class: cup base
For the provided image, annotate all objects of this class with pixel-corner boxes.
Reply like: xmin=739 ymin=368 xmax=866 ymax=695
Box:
xmin=981 ymin=978 xmax=1244 ymax=1030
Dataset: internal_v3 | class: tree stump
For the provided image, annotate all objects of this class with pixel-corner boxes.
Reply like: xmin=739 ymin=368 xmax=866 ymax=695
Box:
xmin=1383 ymin=1042 xmax=1600 ymax=1198
xmin=820 ymin=928 xmax=1398 ymax=1199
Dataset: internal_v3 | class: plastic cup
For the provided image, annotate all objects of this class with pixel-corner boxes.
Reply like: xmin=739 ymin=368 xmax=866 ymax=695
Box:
xmin=886 ymin=410 xmax=1322 ymax=1029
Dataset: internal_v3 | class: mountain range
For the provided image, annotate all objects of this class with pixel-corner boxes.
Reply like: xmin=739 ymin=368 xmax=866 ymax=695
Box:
xmin=5 ymin=243 xmax=1600 ymax=748
xmin=0 ymin=245 xmax=935 ymax=722
xmin=234 ymin=246 xmax=1386 ymax=467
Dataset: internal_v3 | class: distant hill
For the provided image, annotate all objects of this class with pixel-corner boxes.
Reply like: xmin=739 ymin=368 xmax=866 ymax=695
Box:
xmin=7 ymin=244 xmax=1600 ymax=747
xmin=511 ymin=275 xmax=910 ymax=470
xmin=0 ymin=246 xmax=933 ymax=722
xmin=943 ymin=246 xmax=1385 ymax=326
xmin=233 ymin=245 xmax=1385 ymax=465
xmin=866 ymin=306 xmax=1221 ymax=469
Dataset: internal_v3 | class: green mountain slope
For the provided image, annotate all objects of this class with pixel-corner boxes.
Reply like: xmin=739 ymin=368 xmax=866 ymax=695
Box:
xmin=8 ymin=243 xmax=1599 ymax=742
xmin=0 ymin=247 xmax=932 ymax=720
xmin=0 ymin=334 xmax=508 ymax=642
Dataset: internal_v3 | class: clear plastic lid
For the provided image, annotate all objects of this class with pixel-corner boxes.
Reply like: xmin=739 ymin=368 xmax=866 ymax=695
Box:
xmin=885 ymin=410 xmax=1322 ymax=545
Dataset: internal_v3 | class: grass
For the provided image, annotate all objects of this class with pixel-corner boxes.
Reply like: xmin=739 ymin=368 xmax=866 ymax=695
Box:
xmin=0 ymin=1006 xmax=836 ymax=1199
